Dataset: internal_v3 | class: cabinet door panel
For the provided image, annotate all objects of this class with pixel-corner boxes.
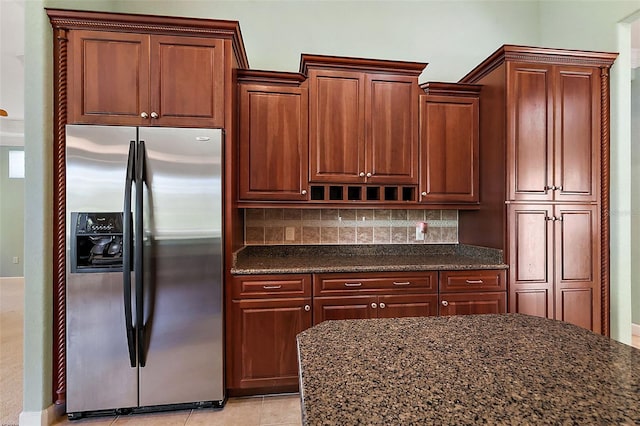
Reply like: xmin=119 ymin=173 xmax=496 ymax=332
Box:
xmin=554 ymin=205 xmax=601 ymax=333
xmin=511 ymin=288 xmax=551 ymax=318
xmin=150 ymin=35 xmax=224 ymax=127
xmin=508 ymin=204 xmax=554 ymax=316
xmin=377 ymin=294 xmax=438 ymax=318
xmin=507 ymin=63 xmax=553 ymax=201
xmin=68 ymin=30 xmax=149 ymax=125
xmin=313 ymin=296 xmax=375 ymax=324
xmin=420 ymin=95 xmax=478 ymax=203
xmin=366 ymin=75 xmax=418 ymax=184
xmin=439 ymin=270 xmax=506 ymax=293
xmin=554 ymin=66 xmax=600 ymax=202
xmin=239 ymin=85 xmax=308 ymax=200
xmin=439 ymin=292 xmax=506 ymax=316
xmin=309 ymin=70 xmax=364 ymax=183
xmin=558 ymin=288 xmax=594 ymax=331
xmin=230 ymin=298 xmax=311 ymax=389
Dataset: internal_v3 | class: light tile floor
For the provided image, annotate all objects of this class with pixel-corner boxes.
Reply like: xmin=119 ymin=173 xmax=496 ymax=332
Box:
xmin=50 ymin=394 xmax=301 ymax=426
xmin=2 ymin=278 xmax=640 ymax=425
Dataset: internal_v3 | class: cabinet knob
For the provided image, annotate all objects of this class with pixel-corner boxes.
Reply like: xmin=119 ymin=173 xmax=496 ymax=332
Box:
xmin=371 ymin=302 xmax=377 ymax=309
xmin=150 ymin=112 xmax=159 ymax=119
xmin=379 ymin=302 xmax=386 ymax=309
xmin=359 ymin=172 xmax=365 ymax=177
xmin=441 ymin=300 xmax=449 ymax=307
xmin=366 ymin=172 xmax=372 ymax=178
xmin=421 ymin=191 xmax=427 ymax=197
xmin=301 ymin=189 xmax=307 ymax=195
xmin=304 ymin=305 xmax=311 ymax=312
xmin=140 ymin=112 xmax=149 ymax=119
xmin=557 ymin=185 xmax=563 ymax=191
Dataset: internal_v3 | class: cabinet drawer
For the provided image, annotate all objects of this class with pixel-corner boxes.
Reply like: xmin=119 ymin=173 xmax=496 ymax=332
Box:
xmin=314 ymin=272 xmax=437 ymax=296
xmin=231 ymin=274 xmax=311 ymax=299
xmin=439 ymin=270 xmax=507 ymax=293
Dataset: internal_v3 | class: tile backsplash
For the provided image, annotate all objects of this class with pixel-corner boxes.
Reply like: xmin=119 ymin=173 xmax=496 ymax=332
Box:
xmin=244 ymin=208 xmax=458 ymax=245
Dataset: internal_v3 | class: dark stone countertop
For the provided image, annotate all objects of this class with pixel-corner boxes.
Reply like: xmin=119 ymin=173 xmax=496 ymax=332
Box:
xmin=231 ymin=244 xmax=506 ymax=275
xmin=296 ymin=314 xmax=640 ymax=425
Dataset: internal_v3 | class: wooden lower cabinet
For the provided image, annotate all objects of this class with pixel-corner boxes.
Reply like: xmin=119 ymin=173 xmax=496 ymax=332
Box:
xmin=508 ymin=204 xmax=601 ymax=332
xmin=228 ymin=275 xmax=312 ymax=392
xmin=439 ymin=292 xmax=506 ymax=316
xmin=313 ymin=294 xmax=438 ymax=323
xmin=438 ymin=269 xmax=507 ymax=316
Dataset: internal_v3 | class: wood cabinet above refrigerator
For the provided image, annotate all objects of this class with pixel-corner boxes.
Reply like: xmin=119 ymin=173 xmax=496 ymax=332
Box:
xmin=48 ymin=9 xmax=249 ymax=128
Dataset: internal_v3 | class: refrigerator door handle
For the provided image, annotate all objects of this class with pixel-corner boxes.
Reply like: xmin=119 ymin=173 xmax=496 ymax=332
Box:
xmin=123 ymin=140 xmax=136 ymax=368
xmin=135 ymin=140 xmax=147 ymax=367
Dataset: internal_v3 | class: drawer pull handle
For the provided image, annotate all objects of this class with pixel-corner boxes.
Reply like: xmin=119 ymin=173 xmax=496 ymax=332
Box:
xmin=263 ymin=285 xmax=282 ymax=290
xmin=393 ymin=281 xmax=411 ymax=286
xmin=344 ymin=282 xmax=362 ymax=287
xmin=465 ymin=280 xmax=484 ymax=285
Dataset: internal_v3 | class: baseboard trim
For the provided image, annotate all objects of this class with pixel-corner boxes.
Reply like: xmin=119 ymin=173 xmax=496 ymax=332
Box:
xmin=633 ymin=323 xmax=640 ymax=337
xmin=0 ymin=276 xmax=24 ymax=286
xmin=19 ymin=403 xmax=64 ymax=426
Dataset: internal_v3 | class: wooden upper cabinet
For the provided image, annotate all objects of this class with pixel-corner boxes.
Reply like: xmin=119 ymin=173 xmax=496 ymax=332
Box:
xmin=238 ymin=71 xmax=309 ymax=201
xmin=68 ymin=30 xmax=224 ymax=127
xmin=419 ymin=83 xmax=480 ymax=204
xmin=366 ymin=74 xmax=419 ymax=184
xmin=302 ymin=55 xmax=425 ymax=185
xmin=507 ymin=62 xmax=600 ymax=202
xmin=68 ymin=30 xmax=151 ymax=126
xmin=150 ymin=35 xmax=224 ymax=127
xmin=307 ymin=69 xmax=364 ymax=183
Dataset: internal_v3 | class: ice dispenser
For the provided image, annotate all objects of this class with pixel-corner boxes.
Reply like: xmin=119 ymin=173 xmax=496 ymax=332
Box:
xmin=70 ymin=212 xmax=125 ymax=273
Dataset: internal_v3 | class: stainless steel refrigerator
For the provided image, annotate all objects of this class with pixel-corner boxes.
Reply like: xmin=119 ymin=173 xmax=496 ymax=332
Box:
xmin=65 ymin=125 xmax=224 ymax=418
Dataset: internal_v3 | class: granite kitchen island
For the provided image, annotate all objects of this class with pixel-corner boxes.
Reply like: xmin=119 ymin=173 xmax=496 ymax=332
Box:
xmin=296 ymin=314 xmax=640 ymax=425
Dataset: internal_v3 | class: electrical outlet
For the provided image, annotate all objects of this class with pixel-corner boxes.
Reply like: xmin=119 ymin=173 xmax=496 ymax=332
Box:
xmin=12 ymin=256 xmax=19 ymax=264
xmin=285 ymin=227 xmax=295 ymax=241
xmin=415 ymin=225 xmax=425 ymax=241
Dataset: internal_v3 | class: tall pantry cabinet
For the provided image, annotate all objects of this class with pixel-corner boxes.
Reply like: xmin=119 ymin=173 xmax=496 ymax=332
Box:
xmin=458 ymin=45 xmax=617 ymax=335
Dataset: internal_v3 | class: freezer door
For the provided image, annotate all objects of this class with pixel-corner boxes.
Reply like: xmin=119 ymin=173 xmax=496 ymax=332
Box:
xmin=137 ymin=127 xmax=224 ymax=406
xmin=65 ymin=125 xmax=138 ymax=412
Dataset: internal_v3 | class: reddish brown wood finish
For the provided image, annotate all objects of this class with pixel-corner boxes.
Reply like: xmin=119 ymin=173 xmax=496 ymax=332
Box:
xmin=313 ymin=271 xmax=438 ymax=296
xmin=508 ymin=203 xmax=601 ymax=331
xmin=459 ymin=45 xmax=616 ymax=335
xmin=438 ymin=292 xmax=506 ymax=316
xmin=67 ymin=30 xmax=224 ymax=127
xmin=238 ymin=71 xmax=309 ymax=200
xmin=230 ymin=298 xmax=311 ymax=389
xmin=419 ymin=83 xmax=480 ymax=204
xmin=229 ymin=275 xmax=312 ymax=391
xmin=508 ymin=204 xmax=554 ymax=318
xmin=312 ymin=271 xmax=438 ymax=324
xmin=308 ymin=68 xmax=364 ymax=183
xmin=48 ymin=8 xmax=248 ymax=406
xmin=439 ymin=269 xmax=506 ymax=293
xmin=305 ymin=55 xmax=424 ymax=186
xmin=377 ymin=294 xmax=439 ymax=318
xmin=507 ymin=62 xmax=600 ymax=202
xmin=366 ymin=74 xmax=419 ymax=184
xmin=438 ymin=269 xmax=507 ymax=316
xmin=68 ymin=30 xmax=150 ymax=125
xmin=151 ymin=35 xmax=225 ymax=127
